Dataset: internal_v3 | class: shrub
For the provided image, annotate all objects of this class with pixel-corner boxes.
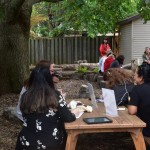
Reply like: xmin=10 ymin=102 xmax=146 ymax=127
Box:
xmin=93 ymin=67 xmax=99 ymax=73
xmin=77 ymin=66 xmax=88 ymax=73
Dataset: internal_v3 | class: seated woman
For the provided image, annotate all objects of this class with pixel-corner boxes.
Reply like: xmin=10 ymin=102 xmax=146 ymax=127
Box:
xmin=110 ymin=55 xmax=125 ymax=68
xmin=103 ymin=68 xmax=135 ymax=106
xmin=15 ymin=67 xmax=76 ymax=150
xmin=142 ymin=47 xmax=150 ymax=64
xmin=128 ymin=64 xmax=150 ymax=137
xmin=16 ymin=60 xmax=61 ymax=121
xmin=104 ymin=51 xmax=115 ymax=72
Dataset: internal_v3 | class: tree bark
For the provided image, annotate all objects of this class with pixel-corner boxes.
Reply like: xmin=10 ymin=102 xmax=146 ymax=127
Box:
xmin=0 ymin=2 xmax=32 ymax=94
xmin=0 ymin=0 xmax=62 ymax=94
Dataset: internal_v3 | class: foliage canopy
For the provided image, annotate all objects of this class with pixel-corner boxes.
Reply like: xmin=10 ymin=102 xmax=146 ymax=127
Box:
xmin=31 ymin=0 xmax=142 ymax=38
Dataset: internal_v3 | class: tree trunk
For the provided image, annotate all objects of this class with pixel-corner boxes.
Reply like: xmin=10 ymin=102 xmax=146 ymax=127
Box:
xmin=0 ymin=4 xmax=32 ymax=94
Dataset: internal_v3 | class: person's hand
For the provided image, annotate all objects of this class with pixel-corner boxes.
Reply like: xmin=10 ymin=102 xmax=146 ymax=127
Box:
xmin=52 ymin=76 xmax=59 ymax=83
xmin=57 ymin=88 xmax=66 ymax=99
xmin=61 ymin=92 xmax=66 ymax=99
xmin=71 ymin=108 xmax=83 ymax=118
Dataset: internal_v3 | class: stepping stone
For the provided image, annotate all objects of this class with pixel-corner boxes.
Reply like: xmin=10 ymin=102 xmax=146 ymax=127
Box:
xmin=3 ymin=107 xmax=21 ymax=124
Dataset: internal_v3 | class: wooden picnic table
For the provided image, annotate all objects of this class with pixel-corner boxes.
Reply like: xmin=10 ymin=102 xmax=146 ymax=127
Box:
xmin=65 ymin=99 xmax=146 ymax=150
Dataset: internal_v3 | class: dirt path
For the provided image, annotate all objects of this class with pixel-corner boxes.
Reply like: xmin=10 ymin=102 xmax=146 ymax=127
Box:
xmin=0 ymin=80 xmax=136 ymax=150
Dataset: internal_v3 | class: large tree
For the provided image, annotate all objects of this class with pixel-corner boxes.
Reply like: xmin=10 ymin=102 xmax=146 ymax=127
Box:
xmin=52 ymin=0 xmax=139 ymax=37
xmin=29 ymin=0 xmax=140 ymax=38
xmin=0 ymin=0 xmax=149 ymax=94
xmin=0 ymin=0 xmax=61 ymax=94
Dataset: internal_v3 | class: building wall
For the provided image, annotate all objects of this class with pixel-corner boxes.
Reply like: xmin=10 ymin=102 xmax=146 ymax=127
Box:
xmin=119 ymin=24 xmax=132 ymax=64
xmin=132 ymin=19 xmax=150 ymax=64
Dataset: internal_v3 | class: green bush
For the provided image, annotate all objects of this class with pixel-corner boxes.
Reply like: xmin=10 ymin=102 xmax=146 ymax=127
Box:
xmin=77 ymin=66 xmax=88 ymax=73
xmin=93 ymin=67 xmax=99 ymax=73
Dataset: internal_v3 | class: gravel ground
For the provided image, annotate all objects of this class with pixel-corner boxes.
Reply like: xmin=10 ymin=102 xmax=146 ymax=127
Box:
xmin=57 ymin=79 xmax=101 ymax=99
xmin=0 ymin=79 xmax=137 ymax=150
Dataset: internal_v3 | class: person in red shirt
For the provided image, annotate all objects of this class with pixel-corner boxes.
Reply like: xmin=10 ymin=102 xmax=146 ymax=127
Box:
xmin=104 ymin=51 xmax=115 ymax=72
xmin=99 ymin=38 xmax=110 ymax=56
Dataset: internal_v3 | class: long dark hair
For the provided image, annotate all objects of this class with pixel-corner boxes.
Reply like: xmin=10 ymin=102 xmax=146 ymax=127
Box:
xmin=102 ymin=38 xmax=108 ymax=44
xmin=36 ymin=60 xmax=52 ymax=69
xmin=23 ymin=60 xmax=53 ymax=88
xmin=20 ymin=67 xmax=58 ymax=114
xmin=137 ymin=64 xmax=150 ymax=83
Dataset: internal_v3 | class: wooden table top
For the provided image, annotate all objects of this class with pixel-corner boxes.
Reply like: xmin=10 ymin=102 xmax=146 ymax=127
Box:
xmin=65 ymin=99 xmax=146 ymax=130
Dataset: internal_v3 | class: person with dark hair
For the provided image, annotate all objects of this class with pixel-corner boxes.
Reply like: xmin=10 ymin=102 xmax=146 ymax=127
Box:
xmin=16 ymin=60 xmax=60 ymax=121
xmin=128 ymin=64 xmax=150 ymax=137
xmin=142 ymin=47 xmax=150 ymax=64
xmin=103 ymin=68 xmax=134 ymax=106
xmin=15 ymin=67 xmax=76 ymax=150
xmin=133 ymin=65 xmax=144 ymax=85
xmin=110 ymin=55 xmax=125 ymax=68
xmin=99 ymin=38 xmax=110 ymax=56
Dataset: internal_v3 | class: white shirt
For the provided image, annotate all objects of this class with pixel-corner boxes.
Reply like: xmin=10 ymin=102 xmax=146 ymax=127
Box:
xmin=16 ymin=86 xmax=27 ymax=121
xmin=98 ymin=56 xmax=107 ymax=73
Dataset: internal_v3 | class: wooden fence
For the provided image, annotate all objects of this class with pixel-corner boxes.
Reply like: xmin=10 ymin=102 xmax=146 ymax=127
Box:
xmin=29 ymin=36 xmax=113 ymax=65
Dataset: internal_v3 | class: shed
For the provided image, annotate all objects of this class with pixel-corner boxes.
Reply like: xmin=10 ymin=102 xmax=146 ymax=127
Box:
xmin=118 ymin=14 xmax=150 ymax=64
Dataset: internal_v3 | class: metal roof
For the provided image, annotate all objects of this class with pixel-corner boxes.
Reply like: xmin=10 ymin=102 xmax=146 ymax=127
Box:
xmin=118 ymin=14 xmax=141 ymax=26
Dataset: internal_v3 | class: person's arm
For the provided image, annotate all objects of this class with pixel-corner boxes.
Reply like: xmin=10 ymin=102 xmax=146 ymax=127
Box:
xmin=128 ymin=105 xmax=137 ymax=115
xmin=142 ymin=54 xmax=149 ymax=63
xmin=57 ymin=94 xmax=76 ymax=122
xmin=16 ymin=86 xmax=27 ymax=121
xmin=128 ymin=87 xmax=139 ymax=115
xmin=99 ymin=44 xmax=106 ymax=56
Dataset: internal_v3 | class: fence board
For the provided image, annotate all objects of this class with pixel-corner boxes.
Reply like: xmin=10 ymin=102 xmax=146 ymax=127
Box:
xmin=83 ymin=37 xmax=86 ymax=60
xmin=63 ymin=38 xmax=67 ymax=64
xmin=47 ymin=39 xmax=51 ymax=60
xmin=35 ymin=39 xmax=39 ymax=63
xmin=29 ymin=36 xmax=113 ymax=65
xmin=51 ymin=39 xmax=55 ymax=63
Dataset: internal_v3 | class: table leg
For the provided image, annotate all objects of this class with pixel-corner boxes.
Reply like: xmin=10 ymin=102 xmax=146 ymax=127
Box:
xmin=130 ymin=130 xmax=146 ymax=150
xmin=65 ymin=132 xmax=78 ymax=150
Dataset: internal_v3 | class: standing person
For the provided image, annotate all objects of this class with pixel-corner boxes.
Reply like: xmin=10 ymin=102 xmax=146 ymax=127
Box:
xmin=15 ymin=67 xmax=76 ymax=150
xmin=99 ymin=38 xmax=110 ymax=56
xmin=128 ymin=64 xmax=150 ymax=137
xmin=110 ymin=55 xmax=125 ymax=68
xmin=16 ymin=60 xmax=60 ymax=121
xmin=142 ymin=47 xmax=150 ymax=64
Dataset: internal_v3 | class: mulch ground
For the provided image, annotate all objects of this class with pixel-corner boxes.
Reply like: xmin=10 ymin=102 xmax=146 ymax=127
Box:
xmin=0 ymin=79 xmax=141 ymax=150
